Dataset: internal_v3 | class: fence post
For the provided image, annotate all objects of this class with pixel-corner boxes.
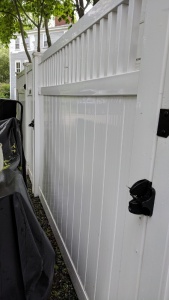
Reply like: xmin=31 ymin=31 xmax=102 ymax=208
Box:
xmin=32 ymin=52 xmax=42 ymax=196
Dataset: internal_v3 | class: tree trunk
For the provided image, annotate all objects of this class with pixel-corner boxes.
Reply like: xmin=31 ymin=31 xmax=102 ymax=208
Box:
xmin=12 ymin=0 xmax=32 ymax=62
xmin=44 ymin=18 xmax=52 ymax=47
xmin=37 ymin=24 xmax=41 ymax=52
xmin=75 ymin=0 xmax=84 ymax=19
xmin=93 ymin=0 xmax=100 ymax=5
xmin=21 ymin=29 xmax=32 ymax=63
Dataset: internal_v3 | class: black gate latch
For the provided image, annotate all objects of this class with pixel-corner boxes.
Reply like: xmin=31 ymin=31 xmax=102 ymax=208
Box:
xmin=157 ymin=109 xmax=169 ymax=138
xmin=128 ymin=179 xmax=155 ymax=216
xmin=29 ymin=119 xmax=34 ymax=128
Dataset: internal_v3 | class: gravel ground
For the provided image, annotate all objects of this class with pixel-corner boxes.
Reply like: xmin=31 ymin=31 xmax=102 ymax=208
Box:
xmin=27 ymin=177 xmax=79 ymax=300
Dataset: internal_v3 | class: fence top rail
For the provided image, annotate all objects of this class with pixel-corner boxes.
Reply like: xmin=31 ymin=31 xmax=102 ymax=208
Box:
xmin=41 ymin=0 xmax=129 ymax=63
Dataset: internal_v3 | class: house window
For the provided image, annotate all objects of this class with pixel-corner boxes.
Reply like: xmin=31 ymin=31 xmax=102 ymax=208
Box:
xmin=15 ymin=61 xmax=21 ymax=73
xmin=15 ymin=38 xmax=20 ymax=49
xmin=25 ymin=37 xmax=30 ymax=49
xmin=43 ymin=34 xmax=47 ymax=47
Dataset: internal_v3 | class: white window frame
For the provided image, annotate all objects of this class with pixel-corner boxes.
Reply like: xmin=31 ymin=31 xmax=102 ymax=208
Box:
xmin=15 ymin=61 xmax=21 ymax=74
xmin=25 ymin=36 xmax=30 ymax=49
xmin=15 ymin=38 xmax=20 ymax=50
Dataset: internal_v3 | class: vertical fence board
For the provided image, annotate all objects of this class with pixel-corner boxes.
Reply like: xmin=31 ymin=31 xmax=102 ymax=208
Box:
xmin=125 ymin=0 xmax=142 ymax=71
xmin=85 ymin=99 xmax=108 ymax=300
xmin=99 ymin=18 xmax=108 ymax=77
xmin=107 ymin=11 xmax=117 ymax=76
xmin=81 ymin=33 xmax=87 ymax=81
xmin=86 ymin=29 xmax=93 ymax=80
xmin=77 ymin=99 xmax=96 ymax=285
xmin=115 ymin=4 xmax=128 ymax=73
xmin=71 ymin=100 xmax=86 ymax=268
xmin=92 ymin=24 xmax=100 ymax=79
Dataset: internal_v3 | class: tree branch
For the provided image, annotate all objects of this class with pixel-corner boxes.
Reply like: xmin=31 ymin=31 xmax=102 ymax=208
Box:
xmin=84 ymin=0 xmax=91 ymax=10
xmin=0 ymin=10 xmax=19 ymax=20
xmin=12 ymin=0 xmax=32 ymax=62
xmin=15 ymin=0 xmax=38 ymax=27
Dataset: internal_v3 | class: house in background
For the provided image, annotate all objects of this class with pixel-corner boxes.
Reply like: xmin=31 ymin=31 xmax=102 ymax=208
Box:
xmin=9 ymin=18 xmax=69 ymax=99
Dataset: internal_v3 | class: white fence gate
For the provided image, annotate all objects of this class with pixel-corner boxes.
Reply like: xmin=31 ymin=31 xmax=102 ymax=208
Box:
xmin=17 ymin=0 xmax=169 ymax=299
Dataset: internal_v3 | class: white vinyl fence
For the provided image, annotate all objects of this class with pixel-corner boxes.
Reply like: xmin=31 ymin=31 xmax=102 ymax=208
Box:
xmin=17 ymin=0 xmax=169 ymax=299
xmin=17 ymin=63 xmax=34 ymax=182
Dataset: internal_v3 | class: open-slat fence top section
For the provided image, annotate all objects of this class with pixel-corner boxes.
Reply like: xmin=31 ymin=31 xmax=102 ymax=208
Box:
xmin=40 ymin=0 xmax=144 ymax=96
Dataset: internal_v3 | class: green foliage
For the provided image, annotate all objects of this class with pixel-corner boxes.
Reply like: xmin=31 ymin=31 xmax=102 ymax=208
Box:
xmin=0 ymin=83 xmax=10 ymax=98
xmin=54 ymin=0 xmax=75 ymax=23
xmin=0 ymin=0 xmax=99 ymax=57
xmin=0 ymin=46 xmax=9 ymax=83
xmin=0 ymin=0 xmax=20 ymax=45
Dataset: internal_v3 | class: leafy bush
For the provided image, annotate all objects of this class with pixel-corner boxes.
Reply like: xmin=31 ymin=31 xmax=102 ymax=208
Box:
xmin=0 ymin=83 xmax=10 ymax=98
xmin=0 ymin=46 xmax=9 ymax=83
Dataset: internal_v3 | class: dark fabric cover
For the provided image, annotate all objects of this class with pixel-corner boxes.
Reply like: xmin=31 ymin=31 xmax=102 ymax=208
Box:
xmin=0 ymin=169 xmax=55 ymax=299
xmin=0 ymin=99 xmax=17 ymax=120
xmin=0 ymin=118 xmax=26 ymax=183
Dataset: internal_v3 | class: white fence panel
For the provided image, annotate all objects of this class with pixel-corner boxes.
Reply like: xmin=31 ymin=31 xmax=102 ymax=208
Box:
xmin=17 ymin=64 xmax=34 ymax=185
xmin=39 ymin=95 xmax=136 ymax=300
xmin=37 ymin=0 xmax=145 ymax=299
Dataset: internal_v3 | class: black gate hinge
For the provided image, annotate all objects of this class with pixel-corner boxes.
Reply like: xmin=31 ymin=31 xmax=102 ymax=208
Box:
xmin=157 ymin=109 xmax=169 ymax=138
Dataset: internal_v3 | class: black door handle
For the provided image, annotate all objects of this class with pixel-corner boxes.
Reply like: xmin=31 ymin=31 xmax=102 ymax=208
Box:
xmin=128 ymin=179 xmax=155 ymax=216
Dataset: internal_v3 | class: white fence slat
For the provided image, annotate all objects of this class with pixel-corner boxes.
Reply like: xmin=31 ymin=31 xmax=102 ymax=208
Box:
xmin=64 ymin=46 xmax=69 ymax=84
xmin=70 ymin=100 xmax=78 ymax=258
xmin=48 ymin=59 xmax=50 ymax=86
xmin=60 ymin=101 xmax=66 ymax=235
xmin=60 ymin=52 xmax=62 ymax=84
xmin=77 ymin=99 xmax=96 ymax=285
xmin=76 ymin=37 xmax=81 ymax=82
xmin=66 ymin=100 xmax=78 ymax=254
xmin=135 ymin=0 xmax=147 ymax=69
xmin=71 ymin=101 xmax=86 ymax=269
xmin=57 ymin=52 xmax=61 ymax=85
xmin=125 ymin=0 xmax=142 ymax=71
xmin=107 ymin=11 xmax=117 ymax=76
xmin=51 ymin=56 xmax=54 ymax=86
xmin=99 ymin=18 xmax=108 ymax=77
xmin=43 ymin=61 xmax=46 ymax=87
xmin=72 ymin=40 xmax=76 ymax=83
xmin=85 ymin=99 xmax=109 ymax=300
xmin=61 ymin=99 xmax=71 ymax=241
xmin=81 ymin=33 xmax=87 ymax=81
xmin=86 ymin=29 xmax=93 ymax=80
xmin=61 ymin=48 xmax=65 ymax=84
xmin=51 ymin=98 xmax=56 ymax=210
xmin=115 ymin=4 xmax=128 ymax=73
xmin=92 ymin=24 xmax=100 ymax=79
xmin=65 ymin=100 xmax=72 ymax=242
xmin=68 ymin=43 xmax=72 ymax=83
xmin=53 ymin=99 xmax=60 ymax=222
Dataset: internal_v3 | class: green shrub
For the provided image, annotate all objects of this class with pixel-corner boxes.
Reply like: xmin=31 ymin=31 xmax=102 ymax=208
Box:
xmin=0 ymin=83 xmax=10 ymax=98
